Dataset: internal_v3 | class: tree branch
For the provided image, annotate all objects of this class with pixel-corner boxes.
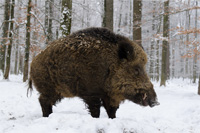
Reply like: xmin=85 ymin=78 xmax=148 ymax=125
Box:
xmin=30 ymin=11 xmax=47 ymax=36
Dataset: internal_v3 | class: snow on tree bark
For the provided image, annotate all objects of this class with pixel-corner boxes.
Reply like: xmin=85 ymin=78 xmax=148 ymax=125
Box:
xmin=60 ymin=0 xmax=72 ymax=37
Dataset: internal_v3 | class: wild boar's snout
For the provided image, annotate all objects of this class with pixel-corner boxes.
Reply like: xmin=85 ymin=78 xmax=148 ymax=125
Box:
xmin=149 ymin=98 xmax=160 ymax=107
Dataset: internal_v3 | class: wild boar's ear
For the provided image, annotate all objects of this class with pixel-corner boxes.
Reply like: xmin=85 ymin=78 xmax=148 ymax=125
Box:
xmin=118 ymin=41 xmax=134 ymax=61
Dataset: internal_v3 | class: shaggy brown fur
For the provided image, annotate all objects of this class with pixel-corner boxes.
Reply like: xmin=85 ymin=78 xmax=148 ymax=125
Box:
xmin=29 ymin=27 xmax=159 ymax=118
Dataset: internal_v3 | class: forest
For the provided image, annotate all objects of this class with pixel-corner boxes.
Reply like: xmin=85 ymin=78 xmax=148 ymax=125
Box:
xmin=0 ymin=0 xmax=200 ymax=132
xmin=0 ymin=0 xmax=200 ymax=91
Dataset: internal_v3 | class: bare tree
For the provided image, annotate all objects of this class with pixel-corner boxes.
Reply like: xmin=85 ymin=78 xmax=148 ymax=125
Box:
xmin=23 ymin=0 xmax=32 ymax=82
xmin=4 ymin=0 xmax=15 ymax=79
xmin=155 ymin=16 xmax=162 ymax=82
xmin=193 ymin=1 xmax=198 ymax=83
xmin=133 ymin=0 xmax=142 ymax=46
xmin=185 ymin=1 xmax=191 ymax=78
xmin=44 ymin=0 xmax=49 ymax=44
xmin=47 ymin=0 xmax=54 ymax=42
xmin=160 ymin=0 xmax=170 ymax=86
xmin=103 ymin=0 xmax=113 ymax=31
xmin=45 ymin=0 xmax=54 ymax=44
xmin=0 ymin=0 xmax=10 ymax=74
xmin=149 ymin=1 xmax=156 ymax=79
xmin=60 ymin=0 xmax=72 ymax=36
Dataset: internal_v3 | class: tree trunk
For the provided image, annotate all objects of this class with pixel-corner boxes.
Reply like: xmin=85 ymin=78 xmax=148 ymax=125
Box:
xmin=60 ymin=0 xmax=72 ymax=37
xmin=129 ymin=0 xmax=132 ymax=34
xmin=47 ymin=0 xmax=54 ymax=43
xmin=18 ymin=52 xmax=23 ymax=74
xmin=160 ymin=0 xmax=169 ymax=86
xmin=86 ymin=1 xmax=90 ymax=27
xmin=133 ymin=0 xmax=142 ymax=46
xmin=103 ymin=0 xmax=113 ymax=31
xmin=45 ymin=0 xmax=49 ymax=45
xmin=193 ymin=1 xmax=198 ymax=83
xmin=185 ymin=4 xmax=190 ymax=78
xmin=4 ymin=0 xmax=15 ymax=79
xmin=14 ymin=36 xmax=19 ymax=75
xmin=81 ymin=0 xmax=85 ymax=28
xmin=14 ymin=0 xmax=22 ymax=75
xmin=45 ymin=0 xmax=54 ymax=44
xmin=156 ymin=14 xmax=162 ymax=82
xmin=117 ymin=1 xmax=124 ymax=32
xmin=149 ymin=1 xmax=156 ymax=79
xmin=23 ymin=0 xmax=32 ymax=82
xmin=0 ymin=0 xmax=10 ymax=74
xmin=32 ymin=0 xmax=38 ymax=58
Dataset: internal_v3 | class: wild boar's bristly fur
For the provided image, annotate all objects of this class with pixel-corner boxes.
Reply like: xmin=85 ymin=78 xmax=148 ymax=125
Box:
xmin=29 ymin=27 xmax=159 ymax=118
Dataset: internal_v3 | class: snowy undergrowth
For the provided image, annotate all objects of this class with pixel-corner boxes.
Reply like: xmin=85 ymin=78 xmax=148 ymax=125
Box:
xmin=0 ymin=75 xmax=200 ymax=133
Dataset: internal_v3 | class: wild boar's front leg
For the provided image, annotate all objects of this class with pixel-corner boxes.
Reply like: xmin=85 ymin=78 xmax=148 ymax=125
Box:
xmin=102 ymin=96 xmax=119 ymax=119
xmin=38 ymin=92 xmax=63 ymax=117
xmin=82 ymin=97 xmax=101 ymax=118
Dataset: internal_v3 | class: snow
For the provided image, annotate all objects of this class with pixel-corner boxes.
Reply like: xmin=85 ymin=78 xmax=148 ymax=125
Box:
xmin=0 ymin=75 xmax=200 ymax=133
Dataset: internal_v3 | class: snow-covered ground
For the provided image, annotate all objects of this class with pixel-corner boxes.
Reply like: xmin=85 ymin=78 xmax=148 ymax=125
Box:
xmin=0 ymin=75 xmax=200 ymax=133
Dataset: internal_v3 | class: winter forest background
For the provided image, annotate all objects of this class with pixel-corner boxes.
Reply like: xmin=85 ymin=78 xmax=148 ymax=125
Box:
xmin=0 ymin=0 xmax=200 ymax=91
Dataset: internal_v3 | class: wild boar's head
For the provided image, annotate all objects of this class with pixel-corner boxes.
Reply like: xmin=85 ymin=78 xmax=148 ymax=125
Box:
xmin=110 ymin=40 xmax=159 ymax=107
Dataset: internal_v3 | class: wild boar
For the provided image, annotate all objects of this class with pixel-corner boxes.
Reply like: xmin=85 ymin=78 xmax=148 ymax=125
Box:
xmin=29 ymin=27 xmax=159 ymax=118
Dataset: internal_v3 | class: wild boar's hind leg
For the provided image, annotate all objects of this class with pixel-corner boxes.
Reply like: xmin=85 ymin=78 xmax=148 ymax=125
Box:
xmin=39 ymin=94 xmax=52 ymax=117
xmin=82 ymin=97 xmax=101 ymax=118
xmin=102 ymin=96 xmax=119 ymax=119
xmin=39 ymin=93 xmax=63 ymax=117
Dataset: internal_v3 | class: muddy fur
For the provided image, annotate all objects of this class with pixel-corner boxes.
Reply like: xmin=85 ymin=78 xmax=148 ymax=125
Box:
xmin=29 ymin=27 xmax=159 ymax=118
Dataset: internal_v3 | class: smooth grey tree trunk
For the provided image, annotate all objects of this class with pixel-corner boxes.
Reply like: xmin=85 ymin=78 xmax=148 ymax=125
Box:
xmin=103 ymin=0 xmax=113 ymax=31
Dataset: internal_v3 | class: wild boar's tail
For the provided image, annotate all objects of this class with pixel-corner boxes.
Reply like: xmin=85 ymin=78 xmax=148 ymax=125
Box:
xmin=27 ymin=77 xmax=33 ymax=97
